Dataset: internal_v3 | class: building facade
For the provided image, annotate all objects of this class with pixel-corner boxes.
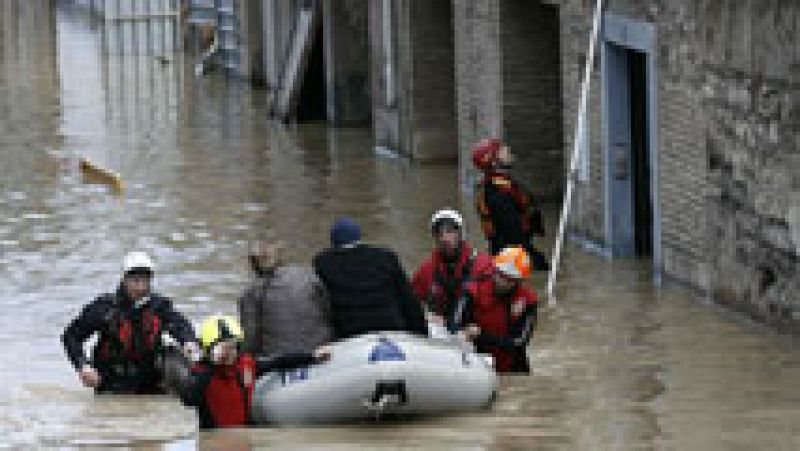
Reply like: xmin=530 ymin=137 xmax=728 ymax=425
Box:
xmin=550 ymin=0 xmax=798 ymax=330
xmin=217 ymin=0 xmax=800 ymax=330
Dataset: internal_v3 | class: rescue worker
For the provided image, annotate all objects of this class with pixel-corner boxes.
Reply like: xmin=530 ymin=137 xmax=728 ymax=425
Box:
xmin=180 ymin=315 xmax=330 ymax=429
xmin=453 ymin=246 xmax=538 ymax=373
xmin=313 ymin=217 xmax=428 ymax=340
xmin=238 ymin=240 xmax=332 ymax=358
xmin=472 ymin=138 xmax=549 ymax=271
xmin=411 ymin=209 xmax=493 ymax=331
xmin=62 ymin=251 xmax=198 ymax=394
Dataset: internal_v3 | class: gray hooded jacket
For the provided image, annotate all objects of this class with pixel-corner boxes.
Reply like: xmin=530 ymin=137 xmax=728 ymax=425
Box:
xmin=238 ymin=265 xmax=332 ymax=358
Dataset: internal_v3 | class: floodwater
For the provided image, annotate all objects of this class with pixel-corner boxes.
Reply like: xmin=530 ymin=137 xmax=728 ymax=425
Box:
xmin=0 ymin=2 xmax=797 ymax=449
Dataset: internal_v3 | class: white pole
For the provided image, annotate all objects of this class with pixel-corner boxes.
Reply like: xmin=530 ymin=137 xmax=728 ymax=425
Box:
xmin=546 ymin=0 xmax=603 ymax=307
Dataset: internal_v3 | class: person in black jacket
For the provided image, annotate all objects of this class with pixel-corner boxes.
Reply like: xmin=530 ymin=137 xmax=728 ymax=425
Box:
xmin=472 ymin=138 xmax=549 ymax=271
xmin=62 ymin=251 xmax=198 ymax=394
xmin=313 ymin=217 xmax=428 ymax=340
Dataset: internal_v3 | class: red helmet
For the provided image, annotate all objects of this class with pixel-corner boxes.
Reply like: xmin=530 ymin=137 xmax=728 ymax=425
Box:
xmin=471 ymin=138 xmax=502 ymax=171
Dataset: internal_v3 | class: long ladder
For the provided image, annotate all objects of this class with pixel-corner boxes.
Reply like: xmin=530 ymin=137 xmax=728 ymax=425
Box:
xmin=546 ymin=0 xmax=604 ymax=307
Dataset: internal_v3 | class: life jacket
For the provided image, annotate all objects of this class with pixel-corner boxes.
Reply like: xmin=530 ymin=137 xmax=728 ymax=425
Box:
xmin=95 ymin=295 xmax=163 ymax=391
xmin=416 ymin=243 xmax=478 ymax=317
xmin=476 ymin=173 xmax=535 ymax=240
xmin=194 ymin=354 xmax=257 ymax=428
xmin=464 ymin=279 xmax=537 ymax=372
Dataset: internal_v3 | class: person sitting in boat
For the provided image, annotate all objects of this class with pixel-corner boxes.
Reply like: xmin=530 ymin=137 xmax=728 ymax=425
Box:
xmin=411 ymin=209 xmax=493 ymax=332
xmin=472 ymin=138 xmax=549 ymax=271
xmin=238 ymin=240 xmax=332 ymax=358
xmin=452 ymin=246 xmax=538 ymax=373
xmin=313 ymin=217 xmax=428 ymax=340
xmin=180 ymin=315 xmax=331 ymax=429
xmin=61 ymin=251 xmax=199 ymax=394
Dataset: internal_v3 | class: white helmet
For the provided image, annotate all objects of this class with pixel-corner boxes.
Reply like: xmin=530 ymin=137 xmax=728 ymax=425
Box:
xmin=123 ymin=251 xmax=155 ymax=274
xmin=430 ymin=208 xmax=463 ymax=235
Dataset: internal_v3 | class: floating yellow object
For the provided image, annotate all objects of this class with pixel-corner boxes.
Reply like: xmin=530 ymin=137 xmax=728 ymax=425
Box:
xmin=79 ymin=157 xmax=124 ymax=194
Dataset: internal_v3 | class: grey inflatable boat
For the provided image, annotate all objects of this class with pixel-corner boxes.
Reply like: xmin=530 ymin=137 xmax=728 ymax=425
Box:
xmin=250 ymin=331 xmax=497 ymax=425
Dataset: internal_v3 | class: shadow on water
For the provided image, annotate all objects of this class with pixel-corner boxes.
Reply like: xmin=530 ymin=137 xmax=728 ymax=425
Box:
xmin=0 ymin=2 xmax=798 ymax=449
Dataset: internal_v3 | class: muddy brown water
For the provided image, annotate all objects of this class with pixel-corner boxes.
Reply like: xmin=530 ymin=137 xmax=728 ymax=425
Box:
xmin=0 ymin=3 xmax=797 ymax=449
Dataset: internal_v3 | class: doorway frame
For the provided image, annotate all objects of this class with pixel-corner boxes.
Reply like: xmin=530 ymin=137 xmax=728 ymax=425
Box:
xmin=601 ymin=13 xmax=662 ymax=282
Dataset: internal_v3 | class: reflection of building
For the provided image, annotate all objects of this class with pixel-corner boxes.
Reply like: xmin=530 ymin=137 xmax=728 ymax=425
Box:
xmin=0 ymin=0 xmax=61 ymax=150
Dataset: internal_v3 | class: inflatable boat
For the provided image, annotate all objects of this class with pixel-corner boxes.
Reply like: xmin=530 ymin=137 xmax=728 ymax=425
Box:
xmin=250 ymin=331 xmax=497 ymax=425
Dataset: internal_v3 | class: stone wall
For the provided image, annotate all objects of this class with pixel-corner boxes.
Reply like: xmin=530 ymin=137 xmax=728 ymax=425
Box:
xmin=553 ymin=0 xmax=799 ymax=330
xmin=701 ymin=1 xmax=799 ymax=330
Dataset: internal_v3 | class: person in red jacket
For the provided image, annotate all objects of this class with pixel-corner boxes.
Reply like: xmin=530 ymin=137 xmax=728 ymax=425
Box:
xmin=472 ymin=138 xmax=549 ymax=271
xmin=411 ymin=209 xmax=493 ymax=332
xmin=453 ymin=246 xmax=538 ymax=373
xmin=180 ymin=315 xmax=330 ymax=429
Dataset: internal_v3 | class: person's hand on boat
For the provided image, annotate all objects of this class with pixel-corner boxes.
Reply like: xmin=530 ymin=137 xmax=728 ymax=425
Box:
xmin=458 ymin=324 xmax=481 ymax=342
xmin=313 ymin=345 xmax=332 ymax=362
xmin=78 ymin=364 xmax=101 ymax=388
xmin=427 ymin=313 xmax=445 ymax=325
xmin=182 ymin=340 xmax=201 ymax=363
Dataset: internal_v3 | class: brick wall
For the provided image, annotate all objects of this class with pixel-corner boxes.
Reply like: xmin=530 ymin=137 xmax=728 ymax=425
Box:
xmin=453 ymin=0 xmax=563 ymax=198
xmin=402 ymin=0 xmax=457 ymax=161
xmin=454 ymin=0 xmax=504 ymax=190
xmin=370 ymin=0 xmax=457 ymax=160
xmin=501 ymin=0 xmax=563 ymax=200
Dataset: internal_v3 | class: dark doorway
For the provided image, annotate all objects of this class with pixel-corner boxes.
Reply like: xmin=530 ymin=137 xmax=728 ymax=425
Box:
xmin=628 ymin=49 xmax=652 ymax=257
xmin=296 ymin=24 xmax=326 ymax=122
xmin=605 ymin=42 xmax=654 ymax=258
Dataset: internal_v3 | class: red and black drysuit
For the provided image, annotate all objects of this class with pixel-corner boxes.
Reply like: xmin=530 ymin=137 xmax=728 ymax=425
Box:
xmin=411 ymin=242 xmax=493 ymax=332
xmin=453 ymin=276 xmax=538 ymax=373
xmin=180 ymin=352 xmax=315 ymax=429
xmin=61 ymin=288 xmax=196 ymax=394
xmin=476 ymin=173 xmax=548 ymax=270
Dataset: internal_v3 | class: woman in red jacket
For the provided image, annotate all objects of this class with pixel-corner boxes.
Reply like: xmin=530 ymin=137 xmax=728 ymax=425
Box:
xmin=454 ymin=247 xmax=538 ymax=373
xmin=181 ymin=315 xmax=329 ymax=429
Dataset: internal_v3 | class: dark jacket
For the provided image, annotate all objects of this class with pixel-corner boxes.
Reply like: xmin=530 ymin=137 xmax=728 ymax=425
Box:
xmin=238 ymin=265 xmax=332 ymax=358
xmin=313 ymin=244 xmax=428 ymax=340
xmin=477 ymin=173 xmax=549 ymax=270
xmin=61 ymin=288 xmax=196 ymax=393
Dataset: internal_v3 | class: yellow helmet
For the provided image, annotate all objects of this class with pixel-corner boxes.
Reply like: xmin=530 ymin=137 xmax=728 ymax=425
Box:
xmin=199 ymin=315 xmax=244 ymax=351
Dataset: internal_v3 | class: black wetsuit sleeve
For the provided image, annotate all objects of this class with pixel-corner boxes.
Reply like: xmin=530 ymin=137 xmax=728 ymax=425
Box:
xmin=157 ymin=299 xmax=196 ymax=345
xmin=61 ymin=300 xmax=106 ymax=370
xmin=474 ymin=304 xmax=537 ymax=349
xmin=180 ymin=367 xmax=212 ymax=408
xmin=391 ymin=254 xmax=429 ymax=337
xmin=484 ymin=183 xmax=526 ymax=250
xmin=255 ymin=352 xmax=316 ymax=377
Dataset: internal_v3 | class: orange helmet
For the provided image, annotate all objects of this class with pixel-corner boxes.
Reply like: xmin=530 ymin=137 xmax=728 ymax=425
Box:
xmin=493 ymin=247 xmax=531 ymax=279
xmin=471 ymin=138 xmax=502 ymax=172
